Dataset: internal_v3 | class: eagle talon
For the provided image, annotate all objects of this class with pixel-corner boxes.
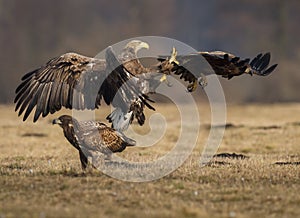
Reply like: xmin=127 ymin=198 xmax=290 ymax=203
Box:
xmin=187 ymin=81 xmax=198 ymax=92
xmin=198 ymin=73 xmax=208 ymax=88
xmin=169 ymin=47 xmax=179 ymax=65
xmin=160 ymin=74 xmax=167 ymax=82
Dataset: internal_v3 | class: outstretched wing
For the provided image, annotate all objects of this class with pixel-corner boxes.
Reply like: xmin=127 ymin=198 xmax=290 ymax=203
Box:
xmin=199 ymin=51 xmax=278 ymax=79
xmin=158 ymin=50 xmax=277 ymax=91
xmin=101 ymin=47 xmax=154 ymax=113
xmin=15 ymin=48 xmax=153 ymax=122
xmin=14 ymin=52 xmax=104 ymax=122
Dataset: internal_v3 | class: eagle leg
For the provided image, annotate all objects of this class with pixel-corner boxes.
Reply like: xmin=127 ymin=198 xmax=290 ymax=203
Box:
xmin=187 ymin=81 xmax=198 ymax=92
xmin=79 ymin=150 xmax=88 ymax=170
xmin=159 ymin=74 xmax=173 ymax=87
xmin=169 ymin=47 xmax=179 ymax=65
xmin=158 ymin=47 xmax=179 ymax=87
xmin=187 ymin=73 xmax=207 ymax=92
xmin=198 ymin=73 xmax=208 ymax=89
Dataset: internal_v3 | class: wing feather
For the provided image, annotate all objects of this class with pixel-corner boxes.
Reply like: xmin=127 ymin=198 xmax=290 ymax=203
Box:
xmin=101 ymin=46 xmax=153 ymax=113
xmin=15 ymin=48 xmax=154 ymax=123
xmin=14 ymin=53 xmax=107 ymax=122
xmin=156 ymin=50 xmax=277 ymax=93
xmin=23 ymin=85 xmax=44 ymax=121
xmin=35 ymin=84 xmax=49 ymax=121
xmin=42 ymin=83 xmax=52 ymax=117
xmin=17 ymin=82 xmax=40 ymax=117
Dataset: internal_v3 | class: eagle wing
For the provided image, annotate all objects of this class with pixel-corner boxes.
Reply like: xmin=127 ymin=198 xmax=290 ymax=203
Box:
xmin=15 ymin=47 xmax=151 ymax=122
xmin=157 ymin=50 xmax=277 ymax=91
xmin=198 ymin=51 xmax=278 ymax=79
xmin=14 ymin=52 xmax=102 ymax=122
xmin=99 ymin=125 xmax=136 ymax=153
xmin=76 ymin=121 xmax=136 ymax=153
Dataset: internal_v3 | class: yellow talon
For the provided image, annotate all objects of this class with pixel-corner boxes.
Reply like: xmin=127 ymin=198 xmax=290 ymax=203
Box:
xmin=160 ymin=74 xmax=167 ymax=82
xmin=169 ymin=47 xmax=179 ymax=65
xmin=160 ymin=74 xmax=173 ymax=87
xmin=187 ymin=81 xmax=198 ymax=92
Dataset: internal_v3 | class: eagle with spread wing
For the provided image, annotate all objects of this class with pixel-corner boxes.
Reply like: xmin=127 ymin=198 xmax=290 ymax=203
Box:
xmin=105 ymin=41 xmax=177 ymax=131
xmin=158 ymin=50 xmax=278 ymax=92
xmin=14 ymin=40 xmax=278 ymax=169
xmin=14 ymin=40 xmax=173 ymax=168
xmin=15 ymin=41 xmax=278 ymax=126
xmin=14 ymin=42 xmax=157 ymax=124
xmin=52 ymin=115 xmax=136 ymax=169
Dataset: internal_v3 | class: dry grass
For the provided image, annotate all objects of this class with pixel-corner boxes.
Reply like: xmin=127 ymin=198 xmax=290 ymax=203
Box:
xmin=1 ymin=103 xmax=300 ymax=218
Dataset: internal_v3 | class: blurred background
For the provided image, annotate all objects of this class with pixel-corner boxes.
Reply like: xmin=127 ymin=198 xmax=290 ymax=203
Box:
xmin=0 ymin=0 xmax=299 ymax=103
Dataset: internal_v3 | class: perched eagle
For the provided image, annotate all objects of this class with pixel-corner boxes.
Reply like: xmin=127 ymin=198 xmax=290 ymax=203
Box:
xmin=158 ymin=50 xmax=278 ymax=92
xmin=52 ymin=115 xmax=136 ymax=169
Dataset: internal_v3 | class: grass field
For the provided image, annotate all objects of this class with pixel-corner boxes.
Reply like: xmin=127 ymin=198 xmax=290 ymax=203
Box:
xmin=1 ymin=103 xmax=300 ymax=218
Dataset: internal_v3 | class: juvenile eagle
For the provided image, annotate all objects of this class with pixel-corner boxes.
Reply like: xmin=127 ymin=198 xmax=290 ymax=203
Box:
xmin=52 ymin=115 xmax=136 ymax=169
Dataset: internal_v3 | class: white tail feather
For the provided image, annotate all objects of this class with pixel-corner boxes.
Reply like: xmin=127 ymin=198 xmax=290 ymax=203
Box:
xmin=107 ymin=107 xmax=133 ymax=132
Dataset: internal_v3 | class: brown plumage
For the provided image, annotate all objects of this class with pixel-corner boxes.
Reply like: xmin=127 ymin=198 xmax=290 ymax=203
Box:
xmin=14 ymin=45 xmax=153 ymax=123
xmin=199 ymin=51 xmax=277 ymax=79
xmin=52 ymin=115 xmax=136 ymax=170
xmin=159 ymin=50 xmax=278 ymax=92
xmin=106 ymin=40 xmax=176 ymax=131
xmin=14 ymin=40 xmax=179 ymax=130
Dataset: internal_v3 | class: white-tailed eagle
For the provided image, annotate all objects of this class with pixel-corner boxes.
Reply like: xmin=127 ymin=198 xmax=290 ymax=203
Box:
xmin=158 ymin=50 xmax=278 ymax=92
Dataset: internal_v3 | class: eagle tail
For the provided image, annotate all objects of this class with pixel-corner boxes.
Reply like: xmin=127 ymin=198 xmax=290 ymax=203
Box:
xmin=106 ymin=108 xmax=133 ymax=132
xmin=119 ymin=133 xmax=136 ymax=147
xmin=130 ymin=99 xmax=146 ymax=126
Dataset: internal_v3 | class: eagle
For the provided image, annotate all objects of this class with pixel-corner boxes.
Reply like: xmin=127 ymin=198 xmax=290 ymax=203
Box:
xmin=52 ymin=115 xmax=136 ymax=170
xmin=14 ymin=41 xmax=157 ymax=124
xmin=14 ymin=40 xmax=278 ymax=127
xmin=14 ymin=40 xmax=278 ymax=169
xmin=105 ymin=46 xmax=277 ymax=131
xmin=105 ymin=41 xmax=177 ymax=131
xmin=159 ymin=50 xmax=278 ymax=92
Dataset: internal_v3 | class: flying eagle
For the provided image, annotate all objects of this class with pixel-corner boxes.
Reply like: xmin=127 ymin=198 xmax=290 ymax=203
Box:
xmin=52 ymin=115 xmax=136 ymax=169
xmin=14 ymin=40 xmax=277 ymax=128
xmin=14 ymin=41 xmax=278 ymax=169
xmin=14 ymin=39 xmax=180 ymax=134
xmin=158 ymin=50 xmax=278 ymax=92
xmin=105 ymin=41 xmax=177 ymax=131
xmin=14 ymin=42 xmax=156 ymax=124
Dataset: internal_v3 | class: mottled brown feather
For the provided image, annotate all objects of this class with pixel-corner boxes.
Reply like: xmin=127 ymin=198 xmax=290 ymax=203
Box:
xmin=53 ymin=115 xmax=135 ymax=170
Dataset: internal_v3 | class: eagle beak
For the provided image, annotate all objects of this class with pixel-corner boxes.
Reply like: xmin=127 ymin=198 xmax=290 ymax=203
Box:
xmin=140 ymin=42 xmax=149 ymax=50
xmin=52 ymin=119 xmax=62 ymax=125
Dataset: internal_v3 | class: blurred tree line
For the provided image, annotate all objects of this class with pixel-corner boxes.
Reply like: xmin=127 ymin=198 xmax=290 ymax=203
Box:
xmin=0 ymin=0 xmax=300 ymax=103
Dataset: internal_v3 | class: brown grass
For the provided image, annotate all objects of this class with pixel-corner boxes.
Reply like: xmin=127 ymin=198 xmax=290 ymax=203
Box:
xmin=1 ymin=103 xmax=300 ymax=218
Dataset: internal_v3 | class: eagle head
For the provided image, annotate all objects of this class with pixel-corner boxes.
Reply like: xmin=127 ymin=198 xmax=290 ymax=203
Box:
xmin=124 ymin=40 xmax=149 ymax=54
xmin=52 ymin=115 xmax=74 ymax=128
